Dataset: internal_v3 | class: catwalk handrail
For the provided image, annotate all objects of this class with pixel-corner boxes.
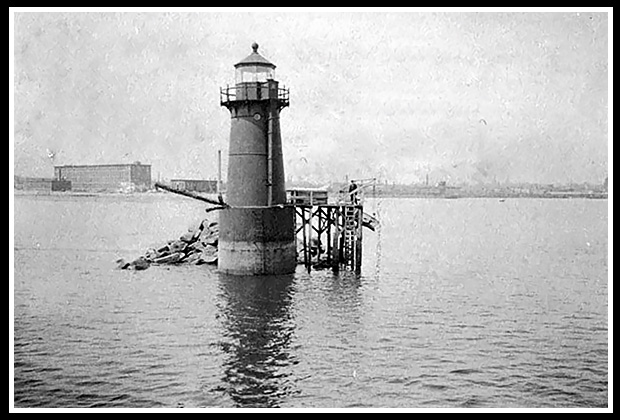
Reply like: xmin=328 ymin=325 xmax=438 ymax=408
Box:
xmin=219 ymin=84 xmax=289 ymax=103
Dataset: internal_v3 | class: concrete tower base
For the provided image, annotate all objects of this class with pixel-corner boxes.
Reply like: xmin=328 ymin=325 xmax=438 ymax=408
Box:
xmin=218 ymin=206 xmax=297 ymax=276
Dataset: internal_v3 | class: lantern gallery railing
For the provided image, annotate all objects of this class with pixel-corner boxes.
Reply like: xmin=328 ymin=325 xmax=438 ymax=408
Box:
xmin=220 ymin=84 xmax=290 ymax=109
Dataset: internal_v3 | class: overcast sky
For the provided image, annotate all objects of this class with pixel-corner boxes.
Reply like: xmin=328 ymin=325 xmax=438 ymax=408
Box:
xmin=11 ymin=10 xmax=610 ymax=185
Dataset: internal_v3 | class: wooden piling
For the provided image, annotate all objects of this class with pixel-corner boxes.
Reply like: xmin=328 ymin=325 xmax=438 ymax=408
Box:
xmin=355 ymin=206 xmax=363 ymax=273
xmin=301 ymin=207 xmax=309 ymax=271
xmin=332 ymin=207 xmax=341 ymax=271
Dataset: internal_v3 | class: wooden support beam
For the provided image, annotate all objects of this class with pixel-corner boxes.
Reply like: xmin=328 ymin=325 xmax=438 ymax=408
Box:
xmin=290 ymin=203 xmax=365 ymax=273
xmin=331 ymin=206 xmax=341 ymax=271
xmin=355 ymin=206 xmax=363 ymax=272
xmin=295 ymin=206 xmax=305 ymax=234
xmin=326 ymin=207 xmax=332 ymax=266
xmin=316 ymin=207 xmax=323 ymax=263
xmin=299 ymin=206 xmax=307 ymax=271
xmin=307 ymin=206 xmax=312 ymax=270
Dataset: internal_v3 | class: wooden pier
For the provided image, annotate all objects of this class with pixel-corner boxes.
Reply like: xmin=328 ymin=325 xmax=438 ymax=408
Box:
xmin=294 ymin=203 xmax=364 ymax=272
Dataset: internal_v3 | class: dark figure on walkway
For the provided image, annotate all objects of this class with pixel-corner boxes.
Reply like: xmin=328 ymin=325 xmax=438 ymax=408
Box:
xmin=349 ymin=180 xmax=359 ymax=204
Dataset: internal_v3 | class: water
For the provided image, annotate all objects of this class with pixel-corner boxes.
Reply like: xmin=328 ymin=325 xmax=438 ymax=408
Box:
xmin=12 ymin=194 xmax=608 ymax=408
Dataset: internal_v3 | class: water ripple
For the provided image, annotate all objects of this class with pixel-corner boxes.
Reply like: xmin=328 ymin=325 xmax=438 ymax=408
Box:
xmin=13 ymin=196 xmax=608 ymax=408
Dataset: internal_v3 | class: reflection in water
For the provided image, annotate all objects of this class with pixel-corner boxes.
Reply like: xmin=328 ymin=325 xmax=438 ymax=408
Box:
xmin=215 ymin=274 xmax=298 ymax=408
xmin=323 ymin=270 xmax=364 ymax=318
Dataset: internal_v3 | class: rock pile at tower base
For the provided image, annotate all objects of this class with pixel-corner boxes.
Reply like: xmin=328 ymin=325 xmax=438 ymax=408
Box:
xmin=116 ymin=218 xmax=219 ymax=271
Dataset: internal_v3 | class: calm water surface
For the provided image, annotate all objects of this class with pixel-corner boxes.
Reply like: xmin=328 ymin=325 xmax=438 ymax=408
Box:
xmin=12 ymin=194 xmax=608 ymax=408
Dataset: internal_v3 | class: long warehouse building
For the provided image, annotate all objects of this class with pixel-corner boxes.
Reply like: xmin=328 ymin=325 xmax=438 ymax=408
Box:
xmin=54 ymin=162 xmax=151 ymax=192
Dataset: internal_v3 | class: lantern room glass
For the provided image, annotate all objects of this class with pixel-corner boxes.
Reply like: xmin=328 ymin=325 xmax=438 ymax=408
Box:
xmin=236 ymin=65 xmax=275 ymax=84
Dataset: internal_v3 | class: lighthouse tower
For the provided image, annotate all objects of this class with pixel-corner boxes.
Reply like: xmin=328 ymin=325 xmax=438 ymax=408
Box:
xmin=218 ymin=43 xmax=296 ymax=275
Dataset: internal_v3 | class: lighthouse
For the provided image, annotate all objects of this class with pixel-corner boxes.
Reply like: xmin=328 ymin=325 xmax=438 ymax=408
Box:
xmin=218 ymin=43 xmax=296 ymax=275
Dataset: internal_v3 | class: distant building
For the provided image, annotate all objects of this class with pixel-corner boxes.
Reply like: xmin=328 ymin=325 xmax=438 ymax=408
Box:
xmin=14 ymin=176 xmax=53 ymax=193
xmin=52 ymin=180 xmax=72 ymax=192
xmin=169 ymin=179 xmax=218 ymax=194
xmin=287 ymin=187 xmax=329 ymax=205
xmin=15 ymin=176 xmax=72 ymax=193
xmin=54 ymin=162 xmax=151 ymax=192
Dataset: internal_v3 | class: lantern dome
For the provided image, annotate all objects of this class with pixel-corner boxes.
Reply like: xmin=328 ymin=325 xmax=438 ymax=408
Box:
xmin=234 ymin=43 xmax=276 ymax=83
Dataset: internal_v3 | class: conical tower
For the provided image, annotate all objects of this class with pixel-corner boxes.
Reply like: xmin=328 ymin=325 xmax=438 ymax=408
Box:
xmin=218 ymin=43 xmax=296 ymax=275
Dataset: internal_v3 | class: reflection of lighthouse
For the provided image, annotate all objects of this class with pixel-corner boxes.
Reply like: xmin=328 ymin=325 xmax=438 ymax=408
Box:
xmin=215 ymin=274 xmax=297 ymax=407
xmin=219 ymin=43 xmax=296 ymax=275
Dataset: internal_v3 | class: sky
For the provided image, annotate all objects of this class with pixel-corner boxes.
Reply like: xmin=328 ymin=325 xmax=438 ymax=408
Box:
xmin=11 ymin=9 xmax=611 ymax=185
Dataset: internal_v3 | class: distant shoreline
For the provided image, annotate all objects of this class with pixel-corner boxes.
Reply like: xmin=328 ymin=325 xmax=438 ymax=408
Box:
xmin=368 ymin=192 xmax=609 ymax=200
xmin=13 ymin=189 xmax=608 ymax=200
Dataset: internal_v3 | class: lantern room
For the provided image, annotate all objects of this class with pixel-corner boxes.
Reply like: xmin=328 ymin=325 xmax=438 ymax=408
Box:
xmin=220 ymin=42 xmax=289 ymax=108
xmin=234 ymin=42 xmax=276 ymax=84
